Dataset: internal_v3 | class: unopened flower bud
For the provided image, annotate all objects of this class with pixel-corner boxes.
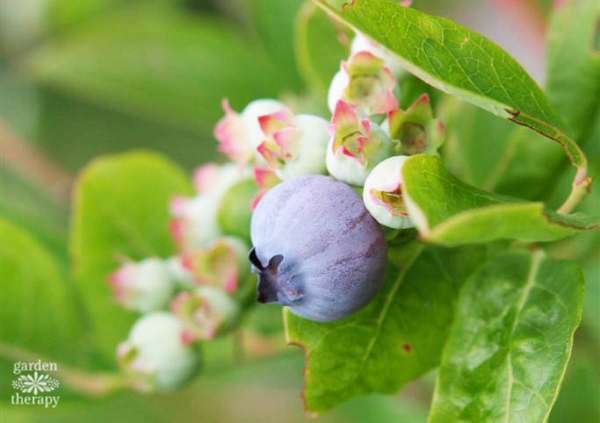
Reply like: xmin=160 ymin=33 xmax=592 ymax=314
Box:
xmin=214 ymin=99 xmax=286 ymax=164
xmin=350 ymin=32 xmax=405 ymax=77
xmin=388 ymin=94 xmax=445 ymax=155
xmin=256 ymin=109 xmax=329 ymax=180
xmin=171 ymin=286 xmax=239 ymax=341
xmin=193 ymin=163 xmax=244 ymax=198
xmin=328 ymin=51 xmax=398 ymax=115
xmin=181 ymin=237 xmax=250 ymax=293
xmin=250 ymin=166 xmax=280 ymax=209
xmin=363 ymin=155 xmax=414 ymax=229
xmin=170 ymin=194 xmax=220 ymax=250
xmin=326 ymin=100 xmax=395 ymax=186
xmin=166 ymin=256 xmax=195 ymax=289
xmin=170 ymin=164 xmax=246 ymax=250
xmin=108 ymin=258 xmax=175 ymax=313
xmin=117 ymin=312 xmax=199 ymax=392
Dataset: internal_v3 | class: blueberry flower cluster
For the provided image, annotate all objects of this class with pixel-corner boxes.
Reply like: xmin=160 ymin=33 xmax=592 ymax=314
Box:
xmin=108 ymin=27 xmax=445 ymax=389
xmin=109 ymin=164 xmax=256 ymax=391
xmin=244 ymin=32 xmax=444 ymax=322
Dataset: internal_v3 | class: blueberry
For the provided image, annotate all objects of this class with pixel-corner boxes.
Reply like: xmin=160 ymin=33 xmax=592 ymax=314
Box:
xmin=250 ymin=175 xmax=387 ymax=322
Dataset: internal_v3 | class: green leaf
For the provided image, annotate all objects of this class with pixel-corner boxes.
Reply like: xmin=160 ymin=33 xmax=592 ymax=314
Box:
xmin=34 ymin=89 xmax=221 ymax=173
xmin=27 ymin=6 xmax=291 ymax=135
xmin=248 ymin=0 xmax=304 ymax=90
xmin=397 ymin=73 xmax=441 ymax=110
xmin=295 ymin=1 xmax=349 ymax=96
xmin=580 ymin=232 xmax=600 ymax=342
xmin=70 ymin=151 xmax=192 ymax=361
xmin=438 ymin=98 xmax=565 ymax=205
xmin=0 ymin=164 xmax=68 ymax=261
xmin=547 ymin=108 xmax=600 ymax=209
xmin=550 ymin=350 xmax=600 ymax=423
xmin=428 ymin=251 xmax=584 ymax=423
xmin=0 ymin=219 xmax=80 ymax=362
xmin=285 ymin=242 xmax=491 ymax=413
xmin=547 ymin=115 xmax=600 ymax=343
xmin=546 ymin=0 xmax=600 ymax=142
xmin=313 ymin=0 xmax=588 ymax=197
xmin=439 ymin=99 xmax=563 ymax=202
xmin=46 ymin=0 xmax=116 ymax=30
xmin=401 ymin=155 xmax=597 ymax=246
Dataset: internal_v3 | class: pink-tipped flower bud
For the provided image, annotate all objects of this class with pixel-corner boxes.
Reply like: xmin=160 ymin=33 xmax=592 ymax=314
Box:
xmin=170 ymin=164 xmax=247 ymax=251
xmin=214 ymin=99 xmax=286 ymax=165
xmin=117 ymin=312 xmax=199 ymax=392
xmin=327 ymin=51 xmax=398 ymax=116
xmin=326 ymin=100 xmax=395 ymax=186
xmin=181 ymin=237 xmax=250 ymax=293
xmin=350 ymin=32 xmax=405 ymax=77
xmin=256 ymin=109 xmax=329 ymax=180
xmin=171 ymin=286 xmax=239 ymax=342
xmin=388 ymin=93 xmax=445 ymax=155
xmin=363 ymin=155 xmax=414 ymax=229
xmin=108 ymin=258 xmax=176 ymax=313
xmin=250 ymin=166 xmax=280 ymax=209
xmin=170 ymin=194 xmax=220 ymax=250
xmin=192 ymin=163 xmax=244 ymax=198
xmin=166 ymin=256 xmax=195 ymax=289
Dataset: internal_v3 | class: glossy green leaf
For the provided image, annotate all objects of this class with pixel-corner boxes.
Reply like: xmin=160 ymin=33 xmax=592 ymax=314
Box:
xmin=27 ymin=6 xmax=290 ymax=135
xmin=313 ymin=0 xmax=588 ymax=190
xmin=546 ymin=0 xmax=600 ymax=141
xmin=401 ymin=155 xmax=597 ymax=246
xmin=429 ymin=251 xmax=584 ymax=423
xmin=70 ymin=151 xmax=192 ymax=361
xmin=0 ymin=219 xmax=80 ymax=362
xmin=295 ymin=1 xmax=349 ymax=96
xmin=285 ymin=243 xmax=491 ymax=413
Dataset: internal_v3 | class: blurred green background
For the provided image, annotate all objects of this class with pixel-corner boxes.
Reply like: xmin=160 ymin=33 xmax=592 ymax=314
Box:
xmin=0 ymin=0 xmax=597 ymax=422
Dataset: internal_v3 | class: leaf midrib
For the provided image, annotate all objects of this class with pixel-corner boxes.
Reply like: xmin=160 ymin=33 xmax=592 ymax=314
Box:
xmin=503 ymin=251 xmax=543 ymax=422
xmin=358 ymin=244 xmax=424 ymax=371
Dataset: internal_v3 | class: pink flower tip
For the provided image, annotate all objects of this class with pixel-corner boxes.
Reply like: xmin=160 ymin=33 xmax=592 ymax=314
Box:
xmin=180 ymin=330 xmax=199 ymax=345
xmin=169 ymin=196 xmax=188 ymax=216
xmin=193 ymin=164 xmax=219 ymax=193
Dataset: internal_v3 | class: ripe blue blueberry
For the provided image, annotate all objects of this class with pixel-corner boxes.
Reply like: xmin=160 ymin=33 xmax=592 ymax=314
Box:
xmin=250 ymin=175 xmax=387 ymax=322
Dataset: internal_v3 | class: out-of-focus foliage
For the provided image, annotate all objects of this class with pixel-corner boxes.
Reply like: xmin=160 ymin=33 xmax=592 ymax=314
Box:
xmin=0 ymin=219 xmax=81 ymax=361
xmin=0 ymin=0 xmax=598 ymax=422
xmin=70 ymin=152 xmax=191 ymax=362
